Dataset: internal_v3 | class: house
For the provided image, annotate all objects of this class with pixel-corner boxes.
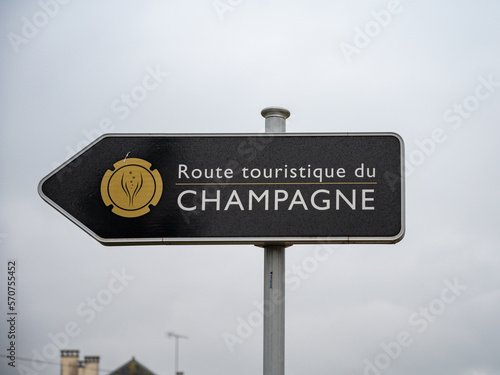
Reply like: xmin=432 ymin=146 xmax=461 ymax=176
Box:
xmin=60 ymin=351 xmax=161 ymax=375
xmin=107 ymin=357 xmax=159 ymax=375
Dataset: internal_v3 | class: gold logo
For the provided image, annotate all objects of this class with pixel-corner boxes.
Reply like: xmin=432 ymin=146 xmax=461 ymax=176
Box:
xmin=101 ymin=158 xmax=163 ymax=218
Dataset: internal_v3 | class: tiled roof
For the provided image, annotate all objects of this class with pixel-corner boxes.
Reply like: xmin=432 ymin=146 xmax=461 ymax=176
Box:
xmin=108 ymin=357 xmax=158 ymax=375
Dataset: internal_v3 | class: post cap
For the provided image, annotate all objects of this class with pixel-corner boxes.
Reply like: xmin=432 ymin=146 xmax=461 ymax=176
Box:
xmin=261 ymin=107 xmax=290 ymax=119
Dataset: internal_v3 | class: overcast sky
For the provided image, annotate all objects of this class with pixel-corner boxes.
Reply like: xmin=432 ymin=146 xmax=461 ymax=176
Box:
xmin=1 ymin=1 xmax=500 ymax=375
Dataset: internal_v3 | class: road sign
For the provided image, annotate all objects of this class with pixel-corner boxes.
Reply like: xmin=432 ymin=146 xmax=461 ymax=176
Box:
xmin=38 ymin=133 xmax=404 ymax=245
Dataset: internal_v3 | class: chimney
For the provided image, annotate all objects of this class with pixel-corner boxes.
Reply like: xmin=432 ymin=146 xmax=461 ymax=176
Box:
xmin=61 ymin=350 xmax=79 ymax=375
xmin=78 ymin=361 xmax=85 ymax=375
xmin=83 ymin=356 xmax=100 ymax=375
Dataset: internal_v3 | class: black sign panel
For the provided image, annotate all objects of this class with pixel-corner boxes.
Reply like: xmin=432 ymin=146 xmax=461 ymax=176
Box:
xmin=38 ymin=133 xmax=404 ymax=245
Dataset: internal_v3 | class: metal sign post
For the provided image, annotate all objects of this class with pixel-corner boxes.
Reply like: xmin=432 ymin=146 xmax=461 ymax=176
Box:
xmin=262 ymin=107 xmax=289 ymax=375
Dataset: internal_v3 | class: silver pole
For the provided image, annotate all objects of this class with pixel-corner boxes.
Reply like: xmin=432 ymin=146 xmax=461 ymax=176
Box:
xmin=261 ymin=107 xmax=290 ymax=375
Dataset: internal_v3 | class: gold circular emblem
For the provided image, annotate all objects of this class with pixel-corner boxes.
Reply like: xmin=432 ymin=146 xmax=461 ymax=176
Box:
xmin=100 ymin=158 xmax=163 ymax=218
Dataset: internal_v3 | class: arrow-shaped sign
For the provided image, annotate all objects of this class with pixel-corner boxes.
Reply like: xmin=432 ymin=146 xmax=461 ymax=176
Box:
xmin=38 ymin=133 xmax=405 ymax=246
